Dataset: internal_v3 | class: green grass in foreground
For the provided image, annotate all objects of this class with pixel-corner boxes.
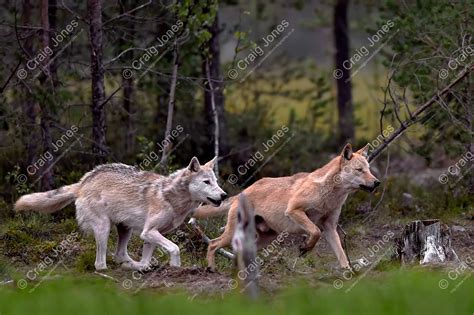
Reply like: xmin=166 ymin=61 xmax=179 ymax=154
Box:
xmin=0 ymin=270 xmax=472 ymax=315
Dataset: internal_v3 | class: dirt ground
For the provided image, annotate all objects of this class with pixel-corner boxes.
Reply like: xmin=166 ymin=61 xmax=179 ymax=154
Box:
xmin=89 ymin=216 xmax=473 ymax=295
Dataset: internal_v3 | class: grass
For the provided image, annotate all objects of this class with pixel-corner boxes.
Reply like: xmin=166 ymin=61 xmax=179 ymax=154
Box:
xmin=0 ymin=270 xmax=472 ymax=315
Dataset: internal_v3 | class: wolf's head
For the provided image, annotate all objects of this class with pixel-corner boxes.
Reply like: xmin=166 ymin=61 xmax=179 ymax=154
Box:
xmin=337 ymin=144 xmax=380 ymax=192
xmin=186 ymin=157 xmax=227 ymax=206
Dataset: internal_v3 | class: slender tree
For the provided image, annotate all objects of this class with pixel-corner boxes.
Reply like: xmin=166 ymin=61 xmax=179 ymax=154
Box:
xmin=202 ymin=12 xmax=227 ymax=159
xmin=20 ymin=0 xmax=39 ymax=168
xmin=39 ymin=0 xmax=54 ymax=190
xmin=160 ymin=40 xmax=179 ymax=168
xmin=119 ymin=0 xmax=135 ymax=157
xmin=88 ymin=0 xmax=107 ymax=162
xmin=334 ymin=0 xmax=354 ymax=145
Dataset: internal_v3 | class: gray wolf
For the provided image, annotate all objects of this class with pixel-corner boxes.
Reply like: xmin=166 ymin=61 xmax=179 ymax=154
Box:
xmin=15 ymin=157 xmax=227 ymax=271
xmin=193 ymin=144 xmax=380 ymax=270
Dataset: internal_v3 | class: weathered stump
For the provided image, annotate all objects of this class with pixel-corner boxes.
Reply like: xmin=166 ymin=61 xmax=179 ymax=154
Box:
xmin=232 ymin=193 xmax=259 ymax=298
xmin=396 ymin=219 xmax=459 ymax=265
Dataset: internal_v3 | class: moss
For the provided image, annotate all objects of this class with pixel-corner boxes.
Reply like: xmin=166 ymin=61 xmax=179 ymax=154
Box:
xmin=75 ymin=250 xmax=96 ymax=272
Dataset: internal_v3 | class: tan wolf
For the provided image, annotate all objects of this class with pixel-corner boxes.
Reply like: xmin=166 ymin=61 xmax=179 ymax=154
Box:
xmin=15 ymin=157 xmax=227 ymax=271
xmin=193 ymin=144 xmax=380 ymax=271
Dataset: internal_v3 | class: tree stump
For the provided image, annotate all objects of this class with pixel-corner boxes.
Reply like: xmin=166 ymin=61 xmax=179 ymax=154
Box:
xmin=396 ymin=219 xmax=459 ymax=265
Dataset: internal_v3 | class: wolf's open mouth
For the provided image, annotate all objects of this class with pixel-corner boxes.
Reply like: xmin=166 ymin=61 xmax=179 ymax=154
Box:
xmin=207 ymin=197 xmax=221 ymax=206
xmin=359 ymin=184 xmax=376 ymax=192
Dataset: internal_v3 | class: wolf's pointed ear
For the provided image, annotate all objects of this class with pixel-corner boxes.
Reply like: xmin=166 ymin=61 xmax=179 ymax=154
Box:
xmin=204 ymin=156 xmax=218 ymax=169
xmin=356 ymin=144 xmax=370 ymax=159
xmin=341 ymin=143 xmax=353 ymax=160
xmin=188 ymin=157 xmax=201 ymax=172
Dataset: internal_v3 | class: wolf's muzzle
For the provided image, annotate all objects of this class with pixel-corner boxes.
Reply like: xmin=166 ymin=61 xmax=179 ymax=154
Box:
xmin=359 ymin=180 xmax=380 ymax=192
xmin=207 ymin=197 xmax=222 ymax=206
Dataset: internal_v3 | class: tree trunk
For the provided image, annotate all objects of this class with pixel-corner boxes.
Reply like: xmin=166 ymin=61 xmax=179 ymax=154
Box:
xmin=123 ymin=75 xmax=134 ymax=157
xmin=334 ymin=0 xmax=354 ymax=145
xmin=154 ymin=90 xmax=167 ymax=141
xmin=203 ymin=14 xmax=227 ymax=159
xmin=120 ymin=1 xmax=135 ymax=157
xmin=48 ymin=0 xmax=58 ymax=86
xmin=396 ymin=220 xmax=459 ymax=265
xmin=88 ymin=0 xmax=107 ymax=163
xmin=205 ymin=59 xmax=219 ymax=174
xmin=160 ymin=40 xmax=179 ymax=168
xmin=21 ymin=0 xmax=39 ymax=168
xmin=39 ymin=0 xmax=54 ymax=190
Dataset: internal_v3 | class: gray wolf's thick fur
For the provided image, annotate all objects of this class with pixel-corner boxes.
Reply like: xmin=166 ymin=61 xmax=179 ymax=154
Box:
xmin=15 ymin=157 xmax=226 ymax=271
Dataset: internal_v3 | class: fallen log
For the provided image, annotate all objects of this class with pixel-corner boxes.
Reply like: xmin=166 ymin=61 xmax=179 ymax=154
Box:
xmin=396 ymin=219 xmax=459 ymax=265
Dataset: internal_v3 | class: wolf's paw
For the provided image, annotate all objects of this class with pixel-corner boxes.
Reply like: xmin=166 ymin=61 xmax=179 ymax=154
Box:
xmin=298 ymin=243 xmax=313 ymax=257
xmin=121 ymin=261 xmax=150 ymax=271
xmin=94 ymin=264 xmax=108 ymax=271
xmin=206 ymin=266 xmax=217 ymax=273
xmin=332 ymin=265 xmax=355 ymax=277
xmin=114 ymin=255 xmax=133 ymax=264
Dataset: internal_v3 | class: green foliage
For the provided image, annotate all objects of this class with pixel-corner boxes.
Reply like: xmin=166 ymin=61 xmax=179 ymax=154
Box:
xmin=0 ymin=216 xmax=77 ymax=263
xmin=342 ymin=175 xmax=473 ymax=225
xmin=376 ymin=0 xmax=472 ymax=160
xmin=5 ymin=165 xmax=33 ymax=197
xmin=75 ymin=250 xmax=97 ymax=272
xmin=0 ymin=271 xmax=472 ymax=315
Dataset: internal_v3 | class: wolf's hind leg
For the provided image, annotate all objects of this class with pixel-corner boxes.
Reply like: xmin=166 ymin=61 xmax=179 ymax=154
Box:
xmin=207 ymin=226 xmax=234 ymax=271
xmin=92 ymin=218 xmax=111 ymax=271
xmin=207 ymin=202 xmax=238 ymax=271
xmin=114 ymin=223 xmax=133 ymax=264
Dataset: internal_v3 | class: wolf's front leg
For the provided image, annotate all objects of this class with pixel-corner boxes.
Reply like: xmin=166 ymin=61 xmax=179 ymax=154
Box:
xmin=323 ymin=224 xmax=350 ymax=269
xmin=285 ymin=206 xmax=321 ymax=255
xmin=140 ymin=229 xmax=181 ymax=267
xmin=121 ymin=242 xmax=157 ymax=270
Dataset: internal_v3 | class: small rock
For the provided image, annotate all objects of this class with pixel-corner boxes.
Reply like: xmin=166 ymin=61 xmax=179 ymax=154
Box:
xmin=451 ymin=225 xmax=466 ymax=233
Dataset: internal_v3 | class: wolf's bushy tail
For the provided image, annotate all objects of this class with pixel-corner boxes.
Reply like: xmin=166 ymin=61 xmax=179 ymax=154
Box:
xmin=14 ymin=183 xmax=80 ymax=213
xmin=192 ymin=195 xmax=236 ymax=219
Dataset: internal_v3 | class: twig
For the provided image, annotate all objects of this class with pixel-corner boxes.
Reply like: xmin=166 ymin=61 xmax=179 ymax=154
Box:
xmin=0 ymin=61 xmax=21 ymax=95
xmin=363 ymin=150 xmax=390 ymax=223
xmin=94 ymin=271 xmax=119 ymax=282
xmin=188 ymin=218 xmax=235 ymax=260
xmin=368 ymin=65 xmax=472 ymax=163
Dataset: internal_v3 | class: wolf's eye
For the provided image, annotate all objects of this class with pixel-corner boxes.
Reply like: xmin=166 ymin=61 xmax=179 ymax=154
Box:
xmin=356 ymin=168 xmax=363 ymax=172
xmin=203 ymin=180 xmax=211 ymax=185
